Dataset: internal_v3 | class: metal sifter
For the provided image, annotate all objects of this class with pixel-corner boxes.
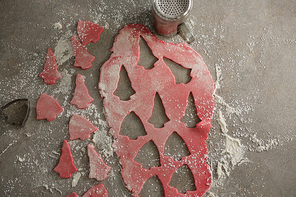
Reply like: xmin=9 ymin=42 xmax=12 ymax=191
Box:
xmin=152 ymin=0 xmax=194 ymax=43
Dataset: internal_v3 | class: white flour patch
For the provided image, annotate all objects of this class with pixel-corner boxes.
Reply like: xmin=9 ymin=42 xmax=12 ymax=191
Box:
xmin=71 ymin=172 xmax=81 ymax=187
xmin=214 ymin=64 xmax=222 ymax=93
xmin=54 ymin=22 xmax=63 ymax=30
xmin=53 ymin=69 xmax=75 ymax=96
xmin=16 ymin=155 xmax=25 ymax=162
xmin=216 ymin=110 xmax=248 ymax=181
xmin=224 ymin=135 xmax=245 ymax=167
xmin=250 ymin=133 xmax=280 ymax=152
xmin=217 ymin=110 xmax=228 ymax=134
xmin=0 ymin=140 xmax=17 ymax=158
xmin=54 ymin=31 xmax=74 ymax=66
xmin=214 ymin=94 xmax=242 ymax=116
xmin=212 ymin=61 xmax=251 ymax=187
xmin=92 ymin=119 xmax=113 ymax=157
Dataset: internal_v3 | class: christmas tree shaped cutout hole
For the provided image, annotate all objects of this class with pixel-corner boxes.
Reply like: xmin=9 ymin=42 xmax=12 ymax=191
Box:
xmin=139 ymin=175 xmax=164 ymax=197
xmin=181 ymin=92 xmax=201 ymax=128
xmin=148 ymin=92 xmax=169 ymax=128
xmin=164 ymin=132 xmax=190 ymax=161
xmin=163 ymin=57 xmax=192 ymax=84
xmin=119 ymin=112 xmax=147 ymax=140
xmin=114 ymin=65 xmax=136 ymax=101
xmin=169 ymin=164 xmax=196 ymax=194
xmin=138 ymin=36 xmax=158 ymax=70
xmin=134 ymin=140 xmax=160 ymax=169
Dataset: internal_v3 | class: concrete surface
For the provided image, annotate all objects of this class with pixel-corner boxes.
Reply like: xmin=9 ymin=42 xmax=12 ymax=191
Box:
xmin=0 ymin=0 xmax=296 ymax=196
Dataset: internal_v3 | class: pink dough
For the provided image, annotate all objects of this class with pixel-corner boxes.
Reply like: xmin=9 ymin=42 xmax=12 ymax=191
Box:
xmin=77 ymin=21 xmax=104 ymax=45
xmin=39 ymin=48 xmax=62 ymax=84
xmin=66 ymin=193 xmax=78 ymax=197
xmin=69 ymin=114 xmax=97 ymax=140
xmin=54 ymin=140 xmax=77 ymax=178
xmin=72 ymin=36 xmax=95 ymax=70
xmin=99 ymin=24 xmax=215 ymax=196
xmin=82 ymin=183 xmax=108 ymax=197
xmin=87 ymin=145 xmax=111 ymax=182
xmin=70 ymin=74 xmax=94 ymax=109
xmin=36 ymin=93 xmax=63 ymax=121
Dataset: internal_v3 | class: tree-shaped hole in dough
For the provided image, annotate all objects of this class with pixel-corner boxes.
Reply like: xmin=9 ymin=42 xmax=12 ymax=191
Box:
xmin=120 ymin=112 xmax=147 ymax=140
xmin=134 ymin=140 xmax=161 ymax=169
xmin=148 ymin=92 xmax=169 ymax=128
xmin=114 ymin=65 xmax=136 ymax=101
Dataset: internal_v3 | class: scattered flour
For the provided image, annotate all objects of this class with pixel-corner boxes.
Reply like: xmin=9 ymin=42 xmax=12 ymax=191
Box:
xmin=52 ymin=69 xmax=75 ymax=96
xmin=72 ymin=172 xmax=81 ymax=187
xmin=205 ymin=191 xmax=216 ymax=197
xmin=224 ymin=135 xmax=245 ymax=167
xmin=16 ymin=155 xmax=25 ymax=163
xmin=54 ymin=22 xmax=63 ymax=30
xmin=213 ymin=65 xmax=250 ymax=186
xmin=216 ymin=109 xmax=247 ymax=179
xmin=213 ymin=64 xmax=222 ymax=93
xmin=92 ymin=119 xmax=113 ymax=157
xmin=217 ymin=110 xmax=228 ymax=134
xmin=54 ymin=31 xmax=74 ymax=66
xmin=251 ymin=133 xmax=280 ymax=152
xmin=0 ymin=140 xmax=17 ymax=158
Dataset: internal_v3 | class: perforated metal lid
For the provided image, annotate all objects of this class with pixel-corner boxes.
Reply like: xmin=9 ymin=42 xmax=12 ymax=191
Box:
xmin=153 ymin=0 xmax=192 ymax=21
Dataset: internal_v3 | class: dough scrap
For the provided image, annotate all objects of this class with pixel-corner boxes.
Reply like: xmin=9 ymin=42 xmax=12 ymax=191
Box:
xmin=36 ymin=93 xmax=63 ymax=121
xmin=87 ymin=145 xmax=111 ymax=182
xmin=66 ymin=193 xmax=78 ymax=197
xmin=82 ymin=183 xmax=108 ymax=197
xmin=70 ymin=74 xmax=94 ymax=109
xmin=54 ymin=140 xmax=77 ymax=178
xmin=72 ymin=36 xmax=95 ymax=70
xmin=99 ymin=24 xmax=215 ymax=196
xmin=69 ymin=114 xmax=97 ymax=141
xmin=39 ymin=48 xmax=62 ymax=84
xmin=77 ymin=21 xmax=104 ymax=45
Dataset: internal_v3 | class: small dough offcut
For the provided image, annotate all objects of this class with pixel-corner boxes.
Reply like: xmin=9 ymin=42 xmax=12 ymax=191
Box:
xmin=82 ymin=183 xmax=108 ymax=197
xmin=36 ymin=93 xmax=63 ymax=121
xmin=70 ymin=74 xmax=94 ymax=109
xmin=87 ymin=145 xmax=111 ymax=182
xmin=69 ymin=114 xmax=97 ymax=141
xmin=39 ymin=48 xmax=62 ymax=84
xmin=77 ymin=21 xmax=104 ymax=45
xmin=54 ymin=140 xmax=77 ymax=178
xmin=72 ymin=36 xmax=95 ymax=70
xmin=66 ymin=193 xmax=78 ymax=197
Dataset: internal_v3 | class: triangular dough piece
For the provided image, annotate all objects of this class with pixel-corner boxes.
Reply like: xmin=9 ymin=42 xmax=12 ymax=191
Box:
xmin=87 ymin=145 xmax=111 ymax=182
xmin=36 ymin=93 xmax=63 ymax=121
xmin=82 ymin=183 xmax=108 ymax=197
xmin=39 ymin=48 xmax=62 ymax=84
xmin=69 ymin=114 xmax=97 ymax=140
xmin=77 ymin=21 xmax=104 ymax=45
xmin=54 ymin=140 xmax=77 ymax=178
xmin=72 ymin=36 xmax=95 ymax=70
xmin=70 ymin=74 xmax=94 ymax=109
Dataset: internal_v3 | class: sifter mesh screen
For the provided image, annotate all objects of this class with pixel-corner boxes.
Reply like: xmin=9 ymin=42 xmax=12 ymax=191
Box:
xmin=155 ymin=0 xmax=190 ymax=18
